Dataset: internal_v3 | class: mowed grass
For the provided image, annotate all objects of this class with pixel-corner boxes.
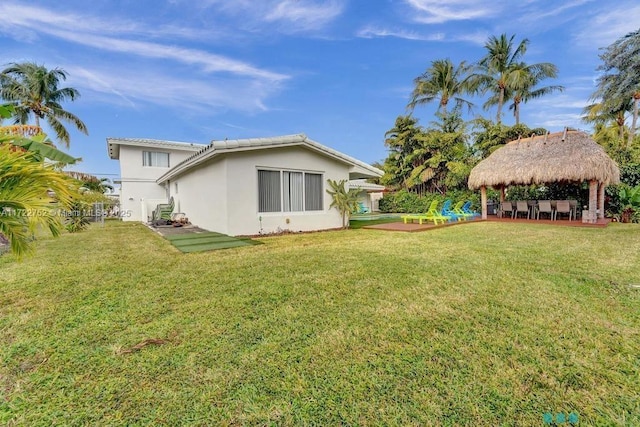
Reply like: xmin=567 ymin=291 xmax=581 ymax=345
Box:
xmin=1 ymin=222 xmax=639 ymax=426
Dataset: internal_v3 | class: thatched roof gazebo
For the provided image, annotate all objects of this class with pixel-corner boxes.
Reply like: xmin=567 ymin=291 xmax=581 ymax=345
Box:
xmin=468 ymin=129 xmax=620 ymax=222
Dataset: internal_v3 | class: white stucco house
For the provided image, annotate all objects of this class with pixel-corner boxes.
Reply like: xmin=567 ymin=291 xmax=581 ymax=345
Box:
xmin=107 ymin=134 xmax=383 ymax=235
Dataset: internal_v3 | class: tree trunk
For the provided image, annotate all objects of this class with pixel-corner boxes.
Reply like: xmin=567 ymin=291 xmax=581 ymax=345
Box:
xmin=514 ymin=101 xmax=520 ymax=125
xmin=496 ymin=87 xmax=504 ymax=123
xmin=629 ymin=94 xmax=639 ymax=149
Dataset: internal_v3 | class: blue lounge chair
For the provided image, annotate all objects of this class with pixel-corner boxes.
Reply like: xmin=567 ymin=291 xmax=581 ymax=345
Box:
xmin=461 ymin=201 xmax=480 ymax=219
xmin=440 ymin=199 xmax=462 ymax=222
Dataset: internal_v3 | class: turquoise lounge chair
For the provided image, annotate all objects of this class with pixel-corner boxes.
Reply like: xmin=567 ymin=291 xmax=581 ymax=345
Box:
xmin=461 ymin=201 xmax=480 ymax=219
xmin=440 ymin=199 xmax=461 ymax=222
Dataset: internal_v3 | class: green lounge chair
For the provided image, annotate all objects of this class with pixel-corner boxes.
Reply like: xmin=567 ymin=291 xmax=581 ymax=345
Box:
xmin=452 ymin=200 xmax=473 ymax=221
xmin=152 ymin=197 xmax=175 ymax=222
xmin=401 ymin=200 xmax=448 ymax=225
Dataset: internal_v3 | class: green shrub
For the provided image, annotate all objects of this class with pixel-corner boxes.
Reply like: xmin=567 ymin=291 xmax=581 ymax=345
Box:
xmin=379 ymin=190 xmax=481 ymax=213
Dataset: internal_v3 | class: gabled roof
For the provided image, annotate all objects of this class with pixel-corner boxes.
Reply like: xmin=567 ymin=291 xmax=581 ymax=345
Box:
xmin=107 ymin=137 xmax=204 ymax=160
xmin=156 ymin=133 xmax=383 ymax=183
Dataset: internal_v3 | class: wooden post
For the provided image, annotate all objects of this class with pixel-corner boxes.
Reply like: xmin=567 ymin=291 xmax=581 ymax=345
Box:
xmin=598 ymin=182 xmax=605 ymax=219
xmin=500 ymin=186 xmax=505 ymax=203
xmin=588 ymin=180 xmax=598 ymax=221
xmin=481 ymin=186 xmax=487 ymax=220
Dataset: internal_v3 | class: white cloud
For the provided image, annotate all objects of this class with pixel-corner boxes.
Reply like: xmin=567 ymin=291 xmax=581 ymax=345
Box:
xmin=404 ymin=0 xmax=499 ymax=24
xmin=265 ymin=0 xmax=344 ymax=31
xmin=0 ymin=3 xmax=214 ymax=41
xmin=572 ymin=5 xmax=640 ymax=49
xmin=176 ymin=0 xmax=344 ymax=33
xmin=43 ymin=28 xmax=288 ymax=82
xmin=356 ymin=26 xmax=444 ymax=41
xmin=65 ymin=64 xmax=280 ymax=113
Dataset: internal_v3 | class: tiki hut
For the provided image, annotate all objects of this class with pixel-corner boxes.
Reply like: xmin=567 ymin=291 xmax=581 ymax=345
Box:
xmin=468 ymin=129 xmax=620 ymax=221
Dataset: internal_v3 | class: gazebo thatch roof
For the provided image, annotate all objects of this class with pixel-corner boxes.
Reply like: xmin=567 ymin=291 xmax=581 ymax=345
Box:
xmin=468 ymin=130 xmax=620 ymax=189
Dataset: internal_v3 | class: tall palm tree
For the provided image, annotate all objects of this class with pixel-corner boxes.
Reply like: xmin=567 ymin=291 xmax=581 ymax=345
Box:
xmin=472 ymin=34 xmax=560 ymax=124
xmin=408 ymin=59 xmax=474 ymax=115
xmin=593 ymin=29 xmax=640 ymax=148
xmin=507 ymin=63 xmax=564 ymax=125
xmin=0 ymin=62 xmax=88 ymax=147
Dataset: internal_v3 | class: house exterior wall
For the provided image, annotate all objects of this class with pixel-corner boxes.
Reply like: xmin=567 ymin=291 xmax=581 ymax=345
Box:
xmin=170 ymin=158 xmax=228 ymax=230
xmin=168 ymin=146 xmax=348 ymax=235
xmin=117 ymin=145 xmax=196 ymax=221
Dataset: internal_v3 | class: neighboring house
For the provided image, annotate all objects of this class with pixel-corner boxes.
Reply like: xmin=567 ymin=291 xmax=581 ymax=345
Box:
xmin=348 ymin=179 xmax=386 ymax=212
xmin=107 ymin=134 xmax=383 ymax=235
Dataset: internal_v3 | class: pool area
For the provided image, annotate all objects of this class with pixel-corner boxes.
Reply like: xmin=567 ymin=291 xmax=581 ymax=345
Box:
xmin=350 ymin=213 xmax=404 ymax=221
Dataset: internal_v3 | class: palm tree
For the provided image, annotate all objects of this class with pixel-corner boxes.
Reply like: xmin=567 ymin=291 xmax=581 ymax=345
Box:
xmin=326 ymin=179 xmax=360 ymax=229
xmin=0 ymin=62 xmax=88 ymax=147
xmin=592 ymin=29 xmax=640 ymax=148
xmin=0 ymin=144 xmax=74 ymax=257
xmin=507 ymin=63 xmax=564 ymax=125
xmin=408 ymin=59 xmax=474 ymax=115
xmin=472 ymin=34 xmax=560 ymax=124
xmin=583 ymin=99 xmax=633 ymax=162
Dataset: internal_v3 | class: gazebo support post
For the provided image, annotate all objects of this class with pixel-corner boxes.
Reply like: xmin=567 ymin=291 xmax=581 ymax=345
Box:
xmin=597 ymin=183 xmax=605 ymax=219
xmin=500 ymin=186 xmax=505 ymax=203
xmin=481 ymin=186 xmax=487 ymax=220
xmin=585 ymin=180 xmax=598 ymax=223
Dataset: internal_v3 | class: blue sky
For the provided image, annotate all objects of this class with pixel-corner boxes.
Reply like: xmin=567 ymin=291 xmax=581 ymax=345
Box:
xmin=1 ymin=0 xmax=639 ymax=181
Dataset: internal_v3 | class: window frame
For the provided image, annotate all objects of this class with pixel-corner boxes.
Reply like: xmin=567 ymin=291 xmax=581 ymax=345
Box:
xmin=142 ymin=151 xmax=170 ymax=168
xmin=257 ymin=168 xmax=324 ymax=213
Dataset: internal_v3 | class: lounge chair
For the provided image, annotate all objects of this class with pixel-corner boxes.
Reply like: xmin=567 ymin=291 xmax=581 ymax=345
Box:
xmin=401 ymin=200 xmax=448 ymax=225
xmin=357 ymin=202 xmax=370 ymax=214
xmin=461 ymin=201 xmax=480 ymax=219
xmin=152 ymin=197 xmax=175 ymax=223
xmin=452 ymin=200 xmax=473 ymax=221
xmin=440 ymin=199 xmax=462 ymax=222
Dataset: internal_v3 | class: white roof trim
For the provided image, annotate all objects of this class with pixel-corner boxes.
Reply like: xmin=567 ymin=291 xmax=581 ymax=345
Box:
xmin=156 ymin=133 xmax=383 ymax=183
xmin=107 ymin=137 xmax=204 ymax=160
xmin=348 ymin=179 xmax=386 ymax=192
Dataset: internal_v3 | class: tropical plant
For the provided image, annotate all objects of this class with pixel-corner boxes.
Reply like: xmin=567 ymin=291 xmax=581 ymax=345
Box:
xmin=326 ymin=179 xmax=360 ymax=229
xmin=471 ymin=34 xmax=560 ymax=123
xmin=64 ymin=201 xmax=91 ymax=233
xmin=0 ymin=145 xmax=75 ymax=257
xmin=408 ymin=59 xmax=474 ymax=115
xmin=0 ymin=62 xmax=88 ymax=147
xmin=617 ymin=184 xmax=640 ymax=223
xmin=67 ymin=172 xmax=114 ymax=194
xmin=471 ymin=118 xmax=546 ymax=159
xmin=381 ymin=115 xmax=424 ymax=190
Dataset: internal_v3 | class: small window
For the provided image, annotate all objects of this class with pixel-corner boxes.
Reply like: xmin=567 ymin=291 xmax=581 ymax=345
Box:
xmin=142 ymin=151 xmax=170 ymax=167
xmin=174 ymin=182 xmax=178 ymax=194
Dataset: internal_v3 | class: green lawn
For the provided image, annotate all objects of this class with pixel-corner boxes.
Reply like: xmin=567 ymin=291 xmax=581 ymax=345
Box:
xmin=1 ymin=221 xmax=639 ymax=426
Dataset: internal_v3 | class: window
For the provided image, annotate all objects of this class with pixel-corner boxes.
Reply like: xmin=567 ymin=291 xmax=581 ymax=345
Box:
xmin=258 ymin=169 xmax=323 ymax=213
xmin=174 ymin=182 xmax=178 ymax=194
xmin=304 ymin=173 xmax=323 ymax=211
xmin=258 ymin=170 xmax=281 ymax=213
xmin=142 ymin=151 xmax=169 ymax=167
